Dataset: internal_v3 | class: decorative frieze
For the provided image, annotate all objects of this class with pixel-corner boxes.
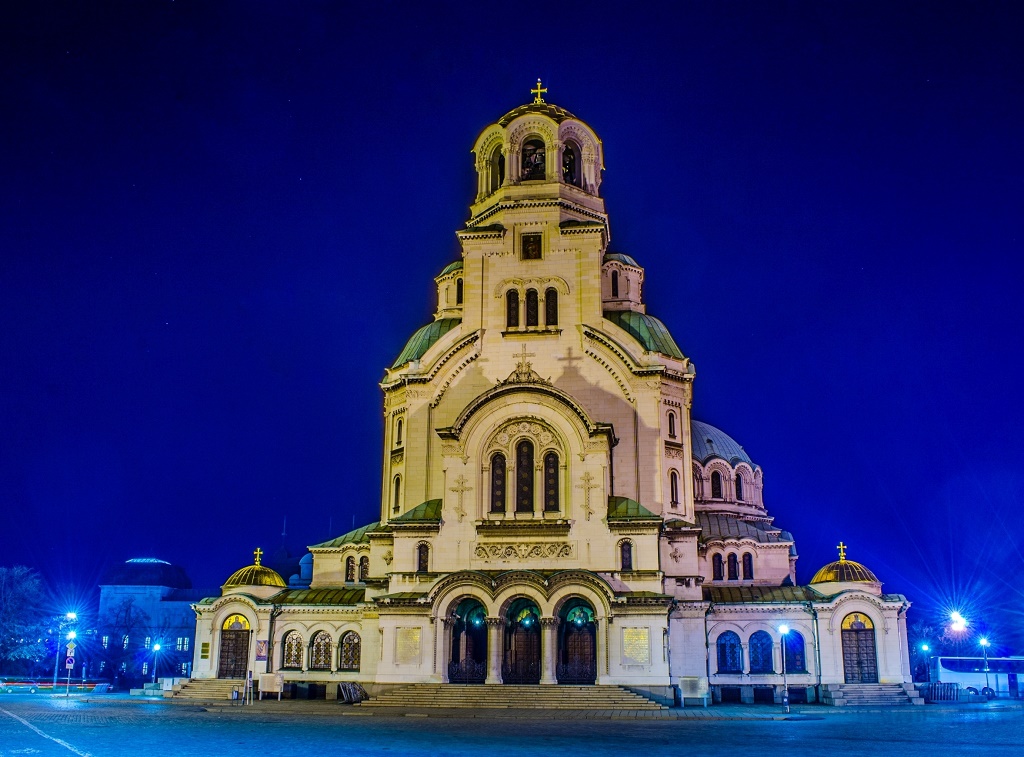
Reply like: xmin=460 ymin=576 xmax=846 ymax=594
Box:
xmin=473 ymin=542 xmax=575 ymax=561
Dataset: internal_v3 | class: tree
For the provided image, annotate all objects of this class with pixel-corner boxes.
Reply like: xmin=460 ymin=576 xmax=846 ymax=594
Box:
xmin=96 ymin=598 xmax=151 ymax=687
xmin=0 ymin=566 xmax=49 ymax=671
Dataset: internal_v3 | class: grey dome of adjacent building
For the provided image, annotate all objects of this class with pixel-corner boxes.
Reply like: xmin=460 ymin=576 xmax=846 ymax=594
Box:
xmin=101 ymin=558 xmax=192 ymax=589
xmin=691 ymin=420 xmax=754 ymax=466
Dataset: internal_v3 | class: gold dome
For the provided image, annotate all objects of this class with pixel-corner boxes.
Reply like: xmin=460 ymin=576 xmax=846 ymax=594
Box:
xmin=223 ymin=548 xmax=286 ymax=589
xmin=810 ymin=542 xmax=879 ymax=584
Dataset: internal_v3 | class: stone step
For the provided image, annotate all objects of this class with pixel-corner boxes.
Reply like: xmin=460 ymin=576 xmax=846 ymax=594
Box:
xmin=360 ymin=684 xmax=666 ymax=710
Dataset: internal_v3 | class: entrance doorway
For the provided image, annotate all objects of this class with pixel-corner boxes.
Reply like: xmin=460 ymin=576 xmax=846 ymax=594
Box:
xmin=841 ymin=612 xmax=878 ymax=683
xmin=448 ymin=599 xmax=487 ymax=683
xmin=502 ymin=598 xmax=541 ymax=684
xmin=218 ymin=614 xmax=251 ymax=679
xmin=557 ymin=599 xmax=596 ymax=684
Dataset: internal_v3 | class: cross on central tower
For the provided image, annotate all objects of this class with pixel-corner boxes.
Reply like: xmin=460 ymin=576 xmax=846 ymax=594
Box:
xmin=837 ymin=541 xmax=847 ymax=562
xmin=253 ymin=547 xmax=263 ymax=566
xmin=531 ymin=79 xmax=547 ymax=103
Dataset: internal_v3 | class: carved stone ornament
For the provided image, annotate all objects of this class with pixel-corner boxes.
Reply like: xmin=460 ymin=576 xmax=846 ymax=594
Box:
xmin=474 ymin=542 xmax=575 ymax=561
xmin=382 ymin=551 xmax=394 ymax=565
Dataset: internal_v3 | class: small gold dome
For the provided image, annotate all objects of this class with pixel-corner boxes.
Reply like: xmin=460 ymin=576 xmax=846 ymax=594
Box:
xmin=223 ymin=548 xmax=286 ymax=589
xmin=810 ymin=542 xmax=879 ymax=584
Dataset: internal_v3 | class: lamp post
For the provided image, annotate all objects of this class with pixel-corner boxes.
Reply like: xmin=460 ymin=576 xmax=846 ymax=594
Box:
xmin=779 ymin=624 xmax=790 ymax=714
xmin=979 ymin=638 xmax=990 ymax=695
xmin=152 ymin=643 xmax=161 ymax=684
xmin=52 ymin=612 xmax=77 ymax=688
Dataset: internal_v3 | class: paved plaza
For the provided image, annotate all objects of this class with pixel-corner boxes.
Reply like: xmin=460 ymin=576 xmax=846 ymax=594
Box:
xmin=1 ymin=694 xmax=1021 ymax=757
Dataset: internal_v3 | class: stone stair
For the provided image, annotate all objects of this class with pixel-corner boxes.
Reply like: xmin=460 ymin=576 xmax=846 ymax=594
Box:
xmin=820 ymin=683 xmax=923 ymax=706
xmin=358 ymin=684 xmax=667 ymax=710
xmin=172 ymin=678 xmax=246 ymax=701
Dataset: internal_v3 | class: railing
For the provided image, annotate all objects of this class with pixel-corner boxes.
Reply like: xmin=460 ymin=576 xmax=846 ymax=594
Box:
xmin=448 ymin=659 xmax=486 ymax=684
xmin=921 ymin=682 xmax=960 ymax=702
xmin=556 ymin=659 xmax=596 ymax=685
xmin=501 ymin=659 xmax=540 ymax=684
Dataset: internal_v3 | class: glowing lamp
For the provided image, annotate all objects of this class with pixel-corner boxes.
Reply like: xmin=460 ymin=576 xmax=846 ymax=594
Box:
xmin=779 ymin=624 xmax=790 ymax=635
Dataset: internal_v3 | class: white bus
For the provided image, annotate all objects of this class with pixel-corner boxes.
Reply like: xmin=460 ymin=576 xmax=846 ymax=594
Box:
xmin=928 ymin=656 xmax=1024 ymax=698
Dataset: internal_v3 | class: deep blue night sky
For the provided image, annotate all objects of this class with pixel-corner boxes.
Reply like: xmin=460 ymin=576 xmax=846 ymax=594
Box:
xmin=2 ymin=2 xmax=1022 ymax=650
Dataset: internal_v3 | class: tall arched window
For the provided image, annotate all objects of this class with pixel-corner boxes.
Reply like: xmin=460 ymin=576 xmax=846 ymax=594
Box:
xmin=667 ymin=411 xmax=676 ymax=438
xmin=525 ymin=288 xmax=539 ymax=327
xmin=345 ymin=556 xmax=356 ymax=583
xmin=742 ymin=552 xmax=754 ymax=580
xmin=611 ymin=270 xmax=619 ymax=297
xmin=516 ymin=439 xmax=534 ymax=512
xmin=716 ymin=631 xmax=742 ymax=673
xmin=712 ymin=553 xmax=724 ymax=581
xmin=490 ymin=452 xmax=507 ymax=513
xmin=783 ymin=631 xmax=807 ymax=673
xmin=711 ymin=470 xmax=723 ymax=499
xmin=735 ymin=473 xmax=744 ymax=501
xmin=506 ymin=290 xmax=519 ymax=328
xmin=748 ymin=631 xmax=774 ymax=673
xmin=392 ymin=475 xmax=402 ymax=512
xmin=562 ymin=141 xmax=581 ymax=187
xmin=727 ymin=553 xmax=739 ymax=581
xmin=395 ymin=418 xmax=403 ymax=447
xmin=310 ymin=631 xmax=332 ymax=671
xmin=456 ymin=278 xmax=464 ymax=305
xmin=416 ymin=543 xmax=429 ymax=573
xmin=669 ymin=470 xmax=680 ymax=506
xmin=339 ymin=632 xmax=361 ymax=671
xmin=521 ymin=138 xmax=546 ymax=180
xmin=359 ymin=556 xmax=369 ymax=581
xmin=489 ymin=146 xmax=505 ymax=193
xmin=544 ymin=288 xmax=558 ymax=326
xmin=282 ymin=631 xmax=303 ymax=669
xmin=620 ymin=540 xmax=633 ymax=571
xmin=543 ymin=452 xmax=559 ymax=511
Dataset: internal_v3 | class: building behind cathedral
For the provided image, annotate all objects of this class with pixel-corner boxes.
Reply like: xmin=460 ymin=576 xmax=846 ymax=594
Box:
xmin=191 ymin=87 xmax=914 ymax=706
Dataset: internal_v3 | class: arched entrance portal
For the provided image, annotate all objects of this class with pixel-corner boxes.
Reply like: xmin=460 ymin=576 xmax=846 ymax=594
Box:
xmin=218 ymin=614 xmax=251 ymax=679
xmin=841 ymin=612 xmax=879 ymax=683
xmin=557 ymin=599 xmax=597 ymax=684
xmin=502 ymin=598 xmax=541 ymax=684
xmin=448 ymin=599 xmax=487 ymax=684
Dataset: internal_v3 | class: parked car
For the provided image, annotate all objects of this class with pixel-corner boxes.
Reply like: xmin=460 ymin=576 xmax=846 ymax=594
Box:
xmin=1 ymin=679 xmax=40 ymax=694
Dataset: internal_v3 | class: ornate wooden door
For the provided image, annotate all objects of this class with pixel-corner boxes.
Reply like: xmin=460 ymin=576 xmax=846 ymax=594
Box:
xmin=842 ymin=629 xmax=878 ymax=683
xmin=218 ymin=630 xmax=250 ymax=679
xmin=558 ymin=625 xmax=596 ymax=684
xmin=502 ymin=624 xmax=540 ymax=684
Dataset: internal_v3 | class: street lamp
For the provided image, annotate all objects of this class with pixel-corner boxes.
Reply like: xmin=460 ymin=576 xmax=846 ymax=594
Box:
xmin=950 ymin=611 xmax=967 ymax=633
xmin=52 ymin=612 xmax=77 ymax=687
xmin=779 ymin=624 xmax=790 ymax=714
xmin=152 ymin=643 xmax=161 ymax=684
xmin=979 ymin=638 xmax=991 ymax=695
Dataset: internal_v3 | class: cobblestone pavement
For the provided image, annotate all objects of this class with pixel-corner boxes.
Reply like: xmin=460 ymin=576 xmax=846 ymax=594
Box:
xmin=0 ymin=694 xmax=1021 ymax=757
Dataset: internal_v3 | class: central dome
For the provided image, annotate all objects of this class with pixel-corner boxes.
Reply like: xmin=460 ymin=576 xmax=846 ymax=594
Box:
xmin=223 ymin=548 xmax=286 ymax=590
xmin=810 ymin=559 xmax=879 ymax=584
xmin=497 ymin=101 xmax=577 ymax=126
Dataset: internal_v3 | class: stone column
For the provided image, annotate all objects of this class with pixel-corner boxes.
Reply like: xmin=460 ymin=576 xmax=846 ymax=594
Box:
xmin=540 ymin=617 xmax=559 ymax=684
xmin=740 ymin=642 xmax=749 ymax=675
xmin=440 ymin=618 xmax=455 ymax=683
xmin=485 ymin=617 xmax=504 ymax=684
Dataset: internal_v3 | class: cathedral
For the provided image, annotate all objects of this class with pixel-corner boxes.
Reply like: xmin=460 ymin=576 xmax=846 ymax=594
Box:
xmin=191 ymin=86 xmax=914 ymax=706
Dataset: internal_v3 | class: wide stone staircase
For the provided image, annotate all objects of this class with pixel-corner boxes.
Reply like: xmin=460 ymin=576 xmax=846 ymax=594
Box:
xmin=358 ymin=684 xmax=667 ymax=710
xmin=171 ymin=678 xmax=245 ymax=701
xmin=820 ymin=683 xmax=923 ymax=706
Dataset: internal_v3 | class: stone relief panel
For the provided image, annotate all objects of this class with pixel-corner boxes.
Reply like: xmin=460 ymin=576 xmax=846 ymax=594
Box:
xmin=473 ymin=542 xmax=575 ymax=561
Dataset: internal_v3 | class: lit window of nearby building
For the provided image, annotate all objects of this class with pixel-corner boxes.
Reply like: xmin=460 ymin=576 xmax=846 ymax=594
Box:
xmin=123 ymin=636 xmax=129 ymax=649
xmin=144 ymin=636 xmax=151 ymax=649
xmin=99 ymin=661 xmax=106 ymax=672
xmin=142 ymin=662 xmax=149 ymax=675
xmin=102 ymin=635 xmax=109 ymax=648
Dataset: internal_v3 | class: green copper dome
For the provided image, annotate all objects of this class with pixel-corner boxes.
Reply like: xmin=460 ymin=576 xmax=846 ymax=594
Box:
xmin=438 ymin=260 xmax=464 ymax=276
xmin=603 ymin=252 xmax=640 ymax=267
xmin=603 ymin=310 xmax=684 ymax=359
xmin=392 ymin=318 xmax=461 ymax=369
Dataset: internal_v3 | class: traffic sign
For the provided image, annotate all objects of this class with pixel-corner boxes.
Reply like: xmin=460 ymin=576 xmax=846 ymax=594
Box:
xmin=65 ymin=657 xmax=75 ymax=669
xmin=66 ymin=641 xmax=76 ymax=651
xmin=67 ymin=647 xmax=75 ymax=657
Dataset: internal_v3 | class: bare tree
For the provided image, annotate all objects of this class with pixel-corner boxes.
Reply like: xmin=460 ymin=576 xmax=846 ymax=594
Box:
xmin=0 ymin=566 xmax=48 ymax=671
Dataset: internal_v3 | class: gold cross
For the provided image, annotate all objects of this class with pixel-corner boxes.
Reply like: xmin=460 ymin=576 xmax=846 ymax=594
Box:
xmin=253 ymin=547 xmax=263 ymax=566
xmin=531 ymin=79 xmax=547 ymax=104
xmin=837 ymin=541 xmax=847 ymax=562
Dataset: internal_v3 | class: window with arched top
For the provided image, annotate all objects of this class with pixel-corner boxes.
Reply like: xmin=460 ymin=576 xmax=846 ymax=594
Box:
xmin=395 ymin=418 xmax=403 ymax=447
xmin=359 ymin=556 xmax=369 ymax=581
xmin=667 ymin=411 xmax=676 ymax=438
xmin=742 ymin=552 xmax=754 ymax=580
xmin=525 ymin=288 xmax=539 ymax=327
xmin=310 ymin=631 xmax=332 ymax=670
xmin=543 ymin=452 xmax=559 ymax=511
xmin=735 ymin=473 xmax=744 ymax=501
xmin=611 ymin=270 xmax=619 ymax=297
xmin=490 ymin=452 xmax=507 ymax=512
xmin=748 ymin=631 xmax=774 ymax=673
xmin=392 ymin=475 xmax=402 ymax=512
xmin=712 ymin=553 xmax=724 ymax=581
xmin=456 ymin=278 xmax=463 ymax=305
xmin=521 ymin=138 xmax=546 ymax=180
xmin=282 ymin=631 xmax=303 ymax=669
xmin=416 ymin=543 xmax=429 ymax=573
xmin=711 ymin=470 xmax=723 ymax=499
xmin=669 ymin=470 xmax=680 ymax=506
xmin=783 ymin=631 xmax=807 ymax=673
xmin=562 ymin=141 xmax=581 ymax=187
xmin=544 ymin=288 xmax=558 ymax=326
xmin=516 ymin=439 xmax=535 ymax=512
xmin=506 ymin=290 xmax=519 ymax=328
xmin=345 ymin=556 xmax=356 ymax=583
xmin=620 ymin=540 xmax=634 ymax=571
xmin=489 ymin=146 xmax=504 ymax=194
xmin=716 ymin=631 xmax=742 ymax=673
xmin=727 ymin=553 xmax=739 ymax=581
xmin=339 ymin=631 xmax=361 ymax=671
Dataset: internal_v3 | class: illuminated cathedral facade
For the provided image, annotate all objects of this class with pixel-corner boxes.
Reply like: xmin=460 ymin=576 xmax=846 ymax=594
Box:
xmin=191 ymin=87 xmax=915 ymax=706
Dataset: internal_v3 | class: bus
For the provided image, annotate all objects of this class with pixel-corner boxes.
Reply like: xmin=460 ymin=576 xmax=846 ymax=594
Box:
xmin=928 ymin=656 xmax=1024 ymax=698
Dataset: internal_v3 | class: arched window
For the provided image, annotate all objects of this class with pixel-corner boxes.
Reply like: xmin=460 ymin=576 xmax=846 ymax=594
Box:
xmin=716 ymin=631 xmax=742 ymax=673
xmin=521 ymin=138 xmax=546 ymax=180
xmin=611 ymin=270 xmax=619 ymax=297
xmin=544 ymin=288 xmax=558 ymax=326
xmin=339 ymin=631 xmax=361 ymax=671
xmin=506 ymin=290 xmax=519 ymax=328
xmin=711 ymin=470 xmax=723 ymax=499
xmin=748 ymin=631 xmax=774 ymax=673
xmin=525 ymin=288 xmax=539 ymax=327
xmin=735 ymin=473 xmax=744 ymax=501
xmin=310 ymin=631 xmax=332 ymax=671
xmin=456 ymin=278 xmax=463 ymax=305
xmin=359 ymin=556 xmax=369 ymax=581
xmin=395 ymin=418 xmax=403 ymax=447
xmin=620 ymin=540 xmax=633 ymax=571
xmin=543 ymin=452 xmax=559 ymax=511
xmin=742 ymin=552 xmax=754 ymax=580
xmin=345 ymin=556 xmax=356 ymax=583
xmin=490 ymin=452 xmax=507 ymax=512
xmin=667 ymin=411 xmax=676 ymax=438
xmin=783 ymin=631 xmax=807 ymax=673
xmin=562 ymin=141 xmax=581 ymax=187
xmin=282 ymin=631 xmax=303 ymax=669
xmin=693 ymin=469 xmax=704 ymax=500
xmin=669 ymin=470 xmax=680 ymax=506
xmin=489 ymin=146 xmax=504 ymax=193
xmin=727 ymin=553 xmax=739 ymax=581
xmin=516 ymin=439 xmax=534 ymax=512
xmin=392 ymin=475 xmax=402 ymax=512
xmin=712 ymin=553 xmax=724 ymax=581
xmin=416 ymin=543 xmax=429 ymax=573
